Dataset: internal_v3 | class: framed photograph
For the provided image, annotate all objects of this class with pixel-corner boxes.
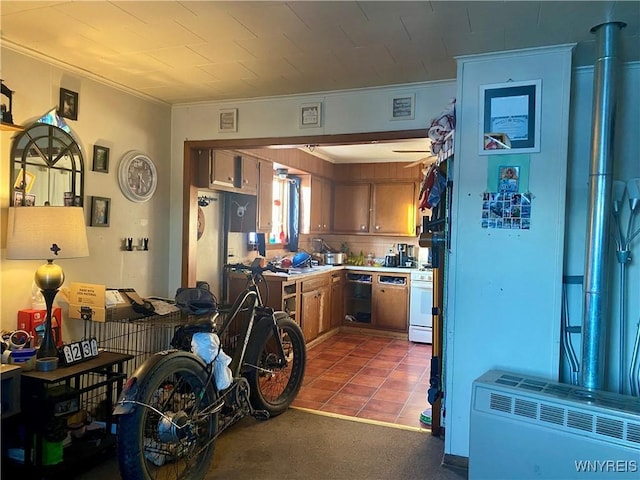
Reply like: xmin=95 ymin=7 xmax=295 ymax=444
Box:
xmin=498 ymin=166 xmax=519 ymax=193
xmin=479 ymin=80 xmax=541 ymax=155
xmin=58 ymin=88 xmax=79 ymax=121
xmin=218 ymin=108 xmax=238 ymax=133
xmin=13 ymin=191 xmax=36 ymax=206
xmin=92 ymin=145 xmax=110 ymax=173
xmin=391 ymin=93 xmax=415 ymax=120
xmin=299 ymin=102 xmax=322 ymax=128
xmin=13 ymin=168 xmax=36 ymax=193
xmin=483 ymin=133 xmax=512 ymax=151
xmin=90 ymin=196 xmax=110 ymax=227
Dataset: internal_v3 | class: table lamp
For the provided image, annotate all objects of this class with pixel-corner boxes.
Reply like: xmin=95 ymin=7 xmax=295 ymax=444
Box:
xmin=6 ymin=206 xmax=89 ymax=358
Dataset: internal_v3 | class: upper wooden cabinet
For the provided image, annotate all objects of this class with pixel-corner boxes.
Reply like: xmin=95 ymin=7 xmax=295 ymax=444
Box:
xmin=210 ymin=150 xmax=236 ymax=188
xmin=333 ymin=183 xmax=371 ymax=233
xmin=240 ymin=155 xmax=258 ymax=193
xmin=332 ymin=181 xmax=416 ymax=236
xmin=372 ymin=181 xmax=416 ymax=235
xmin=194 ymin=148 xmax=262 ymax=194
xmin=257 ymin=159 xmax=273 ymax=232
xmin=309 ymin=176 xmax=332 ymax=233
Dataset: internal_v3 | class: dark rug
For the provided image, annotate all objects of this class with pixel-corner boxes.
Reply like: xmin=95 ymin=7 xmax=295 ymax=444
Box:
xmin=78 ymin=408 xmax=467 ymax=480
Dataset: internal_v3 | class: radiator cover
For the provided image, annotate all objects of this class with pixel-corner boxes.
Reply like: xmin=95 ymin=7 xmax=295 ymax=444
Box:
xmin=469 ymin=370 xmax=640 ymax=479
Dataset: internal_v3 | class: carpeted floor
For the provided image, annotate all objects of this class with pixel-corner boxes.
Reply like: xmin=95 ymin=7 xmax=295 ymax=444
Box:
xmin=78 ymin=408 xmax=467 ymax=480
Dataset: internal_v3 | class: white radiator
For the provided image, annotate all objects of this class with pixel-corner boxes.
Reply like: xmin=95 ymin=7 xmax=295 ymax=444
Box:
xmin=469 ymin=370 xmax=640 ymax=479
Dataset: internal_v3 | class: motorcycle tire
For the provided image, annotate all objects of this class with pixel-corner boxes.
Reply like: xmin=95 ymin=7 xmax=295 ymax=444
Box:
xmin=117 ymin=354 xmax=218 ymax=480
xmin=245 ymin=313 xmax=306 ymax=417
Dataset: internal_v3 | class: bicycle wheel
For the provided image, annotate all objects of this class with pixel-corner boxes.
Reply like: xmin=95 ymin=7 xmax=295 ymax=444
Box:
xmin=117 ymin=354 xmax=218 ymax=480
xmin=245 ymin=314 xmax=306 ymax=417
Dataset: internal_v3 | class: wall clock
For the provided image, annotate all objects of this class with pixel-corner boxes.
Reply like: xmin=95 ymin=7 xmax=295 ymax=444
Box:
xmin=118 ymin=150 xmax=157 ymax=202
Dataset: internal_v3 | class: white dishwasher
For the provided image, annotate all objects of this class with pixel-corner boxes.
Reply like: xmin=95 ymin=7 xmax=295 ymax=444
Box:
xmin=409 ymin=270 xmax=433 ymax=343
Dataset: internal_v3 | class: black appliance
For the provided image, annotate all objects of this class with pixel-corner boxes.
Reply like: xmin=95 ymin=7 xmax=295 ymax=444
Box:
xmin=397 ymin=243 xmax=410 ymax=267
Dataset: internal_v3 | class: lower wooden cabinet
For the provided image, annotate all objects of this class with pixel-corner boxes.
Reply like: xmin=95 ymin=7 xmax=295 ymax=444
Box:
xmin=330 ymin=271 xmax=344 ymax=330
xmin=344 ymin=270 xmax=409 ymax=332
xmin=373 ymin=274 xmax=408 ymax=331
xmin=300 ymin=274 xmax=330 ymax=342
xmin=228 ymin=269 xmax=406 ymax=344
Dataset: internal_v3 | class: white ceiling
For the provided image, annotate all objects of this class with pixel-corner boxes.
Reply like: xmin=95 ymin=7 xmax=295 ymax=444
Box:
xmin=2 ymin=1 xmax=638 ymax=162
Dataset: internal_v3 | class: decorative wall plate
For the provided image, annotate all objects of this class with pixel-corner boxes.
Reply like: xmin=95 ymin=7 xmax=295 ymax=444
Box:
xmin=118 ymin=150 xmax=157 ymax=202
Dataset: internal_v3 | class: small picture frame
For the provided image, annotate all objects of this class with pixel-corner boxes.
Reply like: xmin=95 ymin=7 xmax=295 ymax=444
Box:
xmin=299 ymin=102 xmax=322 ymax=128
xmin=58 ymin=88 xmax=79 ymax=121
xmin=92 ymin=145 xmax=110 ymax=173
xmin=483 ymin=133 xmax=512 ymax=151
xmin=498 ymin=166 xmax=520 ymax=193
xmin=90 ymin=196 xmax=110 ymax=227
xmin=391 ymin=93 xmax=415 ymax=120
xmin=13 ymin=191 xmax=36 ymax=206
xmin=218 ymin=108 xmax=238 ymax=133
xmin=14 ymin=168 xmax=36 ymax=193
xmin=479 ymin=79 xmax=541 ymax=155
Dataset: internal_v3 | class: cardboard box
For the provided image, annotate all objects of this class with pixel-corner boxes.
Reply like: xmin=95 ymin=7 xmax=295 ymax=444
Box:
xmin=68 ymin=283 xmax=144 ymax=323
xmin=17 ymin=308 xmax=63 ymax=347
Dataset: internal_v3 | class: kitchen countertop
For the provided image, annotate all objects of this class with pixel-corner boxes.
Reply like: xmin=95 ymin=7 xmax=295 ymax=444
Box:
xmin=265 ymin=264 xmax=431 ymax=279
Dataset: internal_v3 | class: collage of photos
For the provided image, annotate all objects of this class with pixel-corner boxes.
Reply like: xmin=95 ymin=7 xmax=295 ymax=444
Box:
xmin=481 ymin=191 xmax=531 ymax=230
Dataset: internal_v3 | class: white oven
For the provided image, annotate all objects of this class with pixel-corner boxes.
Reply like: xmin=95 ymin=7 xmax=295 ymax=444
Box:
xmin=409 ymin=270 xmax=433 ymax=343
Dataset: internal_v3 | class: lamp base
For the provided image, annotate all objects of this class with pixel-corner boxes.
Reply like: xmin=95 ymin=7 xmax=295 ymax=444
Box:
xmin=37 ymin=289 xmax=59 ymax=359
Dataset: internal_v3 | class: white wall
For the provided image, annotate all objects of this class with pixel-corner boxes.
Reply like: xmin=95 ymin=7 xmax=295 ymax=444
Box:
xmin=169 ymin=80 xmax=457 ymax=294
xmin=1 ymin=48 xmax=172 ymax=343
xmin=563 ymin=63 xmax=640 ymax=392
xmin=195 ymin=190 xmax=223 ymax=301
xmin=445 ymin=45 xmax=574 ymax=457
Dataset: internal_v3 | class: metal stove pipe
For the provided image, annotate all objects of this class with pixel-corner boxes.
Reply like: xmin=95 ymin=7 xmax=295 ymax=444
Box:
xmin=581 ymin=21 xmax=626 ymax=390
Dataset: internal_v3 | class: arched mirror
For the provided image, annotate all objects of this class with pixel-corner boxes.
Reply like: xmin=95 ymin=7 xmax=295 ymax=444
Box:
xmin=10 ymin=110 xmax=84 ymax=206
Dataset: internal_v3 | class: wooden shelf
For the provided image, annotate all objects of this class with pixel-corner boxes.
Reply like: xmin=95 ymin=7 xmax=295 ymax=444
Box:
xmin=1 ymin=122 xmax=24 ymax=132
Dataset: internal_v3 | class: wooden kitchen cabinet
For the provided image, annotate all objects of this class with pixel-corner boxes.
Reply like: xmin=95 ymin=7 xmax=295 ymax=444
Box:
xmin=372 ymin=182 xmax=416 ymax=235
xmin=373 ymin=274 xmax=409 ymax=331
xmin=210 ymin=150 xmax=237 ymax=188
xmin=240 ymin=154 xmax=258 ymax=193
xmin=309 ymin=176 xmax=332 ymax=233
xmin=344 ymin=270 xmax=408 ymax=333
xmin=257 ymin=159 xmax=273 ymax=232
xmin=300 ymin=273 xmax=330 ymax=342
xmin=332 ymin=181 xmax=416 ymax=236
xmin=333 ymin=183 xmax=371 ymax=233
xmin=330 ymin=270 xmax=345 ymax=330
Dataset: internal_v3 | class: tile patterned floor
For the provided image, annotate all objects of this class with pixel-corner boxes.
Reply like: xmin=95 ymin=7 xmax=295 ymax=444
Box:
xmin=292 ymin=332 xmax=433 ymax=429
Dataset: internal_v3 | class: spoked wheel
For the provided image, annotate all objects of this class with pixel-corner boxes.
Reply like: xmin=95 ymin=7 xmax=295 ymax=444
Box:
xmin=246 ymin=314 xmax=306 ymax=416
xmin=117 ymin=355 xmax=218 ymax=480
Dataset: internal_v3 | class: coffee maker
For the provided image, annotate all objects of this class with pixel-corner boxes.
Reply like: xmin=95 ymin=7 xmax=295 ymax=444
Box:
xmin=397 ymin=243 xmax=409 ymax=267
xmin=407 ymin=245 xmax=416 ymax=265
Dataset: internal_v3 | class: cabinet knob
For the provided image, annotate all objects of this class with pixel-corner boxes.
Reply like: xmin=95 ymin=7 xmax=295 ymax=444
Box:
xmin=375 ymin=225 xmax=380 ymax=230
xmin=360 ymin=225 xmax=366 ymax=230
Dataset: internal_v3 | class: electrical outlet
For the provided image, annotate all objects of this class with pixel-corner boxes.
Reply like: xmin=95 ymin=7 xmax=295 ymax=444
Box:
xmin=228 ymin=247 xmax=236 ymax=258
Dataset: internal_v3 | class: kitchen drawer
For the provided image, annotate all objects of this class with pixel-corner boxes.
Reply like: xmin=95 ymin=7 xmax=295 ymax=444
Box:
xmin=301 ymin=274 xmax=329 ymax=292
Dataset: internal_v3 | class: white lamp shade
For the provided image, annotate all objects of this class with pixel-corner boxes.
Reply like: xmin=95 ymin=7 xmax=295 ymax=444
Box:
xmin=6 ymin=207 xmax=89 ymax=260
